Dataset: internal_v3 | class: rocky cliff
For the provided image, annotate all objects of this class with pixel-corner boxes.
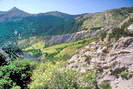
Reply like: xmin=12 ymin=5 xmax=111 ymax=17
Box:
xmin=44 ymin=28 xmax=105 ymax=46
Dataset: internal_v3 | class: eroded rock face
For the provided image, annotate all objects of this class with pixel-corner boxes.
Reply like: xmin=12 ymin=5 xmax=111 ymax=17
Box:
xmin=67 ymin=37 xmax=133 ymax=89
xmin=44 ymin=29 xmax=104 ymax=46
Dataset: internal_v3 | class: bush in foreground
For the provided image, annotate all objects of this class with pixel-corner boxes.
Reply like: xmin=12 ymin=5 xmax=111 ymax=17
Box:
xmin=0 ymin=59 xmax=37 ymax=89
xmin=29 ymin=61 xmax=97 ymax=89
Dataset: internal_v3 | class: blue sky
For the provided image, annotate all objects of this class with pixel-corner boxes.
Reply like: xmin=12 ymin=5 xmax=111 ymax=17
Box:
xmin=0 ymin=0 xmax=133 ymax=14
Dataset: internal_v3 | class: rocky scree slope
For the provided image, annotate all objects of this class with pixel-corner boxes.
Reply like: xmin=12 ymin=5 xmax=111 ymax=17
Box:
xmin=67 ymin=15 xmax=133 ymax=89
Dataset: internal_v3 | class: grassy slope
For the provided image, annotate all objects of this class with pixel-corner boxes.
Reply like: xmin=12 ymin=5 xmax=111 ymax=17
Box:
xmin=24 ymin=37 xmax=97 ymax=62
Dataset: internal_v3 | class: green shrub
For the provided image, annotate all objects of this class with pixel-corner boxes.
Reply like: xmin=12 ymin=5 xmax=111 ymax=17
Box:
xmin=90 ymin=27 xmax=102 ymax=30
xmin=110 ymin=67 xmax=126 ymax=76
xmin=0 ymin=53 xmax=6 ymax=66
xmin=110 ymin=28 xmax=126 ymax=40
xmin=29 ymin=61 xmax=97 ymax=89
xmin=55 ymin=48 xmax=77 ymax=60
xmin=0 ymin=59 xmax=37 ymax=89
xmin=11 ymin=86 xmax=21 ymax=89
xmin=99 ymin=82 xmax=112 ymax=89
xmin=120 ymin=71 xmax=129 ymax=79
xmin=31 ymin=49 xmax=42 ymax=57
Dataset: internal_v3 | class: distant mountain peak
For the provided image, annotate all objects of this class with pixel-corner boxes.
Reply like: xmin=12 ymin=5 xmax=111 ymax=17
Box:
xmin=0 ymin=7 xmax=31 ymax=22
xmin=9 ymin=7 xmax=20 ymax=11
xmin=7 ymin=7 xmax=30 ymax=17
xmin=8 ymin=7 xmax=26 ymax=13
xmin=10 ymin=7 xmax=18 ymax=10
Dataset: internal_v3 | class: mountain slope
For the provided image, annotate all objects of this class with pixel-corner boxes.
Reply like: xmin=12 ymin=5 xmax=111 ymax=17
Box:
xmin=0 ymin=7 xmax=133 ymax=46
xmin=0 ymin=14 xmax=78 ymax=46
xmin=77 ymin=7 xmax=133 ymax=30
xmin=67 ymin=15 xmax=133 ymax=89
xmin=27 ymin=14 xmax=133 ymax=89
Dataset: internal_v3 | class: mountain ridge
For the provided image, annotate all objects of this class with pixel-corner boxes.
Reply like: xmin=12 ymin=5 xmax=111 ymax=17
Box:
xmin=0 ymin=6 xmax=133 ymax=47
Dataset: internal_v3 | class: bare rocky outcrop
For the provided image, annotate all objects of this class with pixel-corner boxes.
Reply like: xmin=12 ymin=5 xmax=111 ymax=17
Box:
xmin=67 ymin=15 xmax=133 ymax=89
xmin=67 ymin=36 xmax=133 ymax=89
xmin=127 ymin=24 xmax=133 ymax=34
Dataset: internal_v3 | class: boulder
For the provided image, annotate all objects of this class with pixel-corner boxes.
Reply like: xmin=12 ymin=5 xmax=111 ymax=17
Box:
xmin=127 ymin=24 xmax=133 ymax=34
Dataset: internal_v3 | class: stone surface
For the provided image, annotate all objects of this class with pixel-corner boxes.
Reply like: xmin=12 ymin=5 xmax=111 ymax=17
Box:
xmin=67 ymin=37 xmax=133 ymax=89
xmin=127 ymin=24 xmax=133 ymax=33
